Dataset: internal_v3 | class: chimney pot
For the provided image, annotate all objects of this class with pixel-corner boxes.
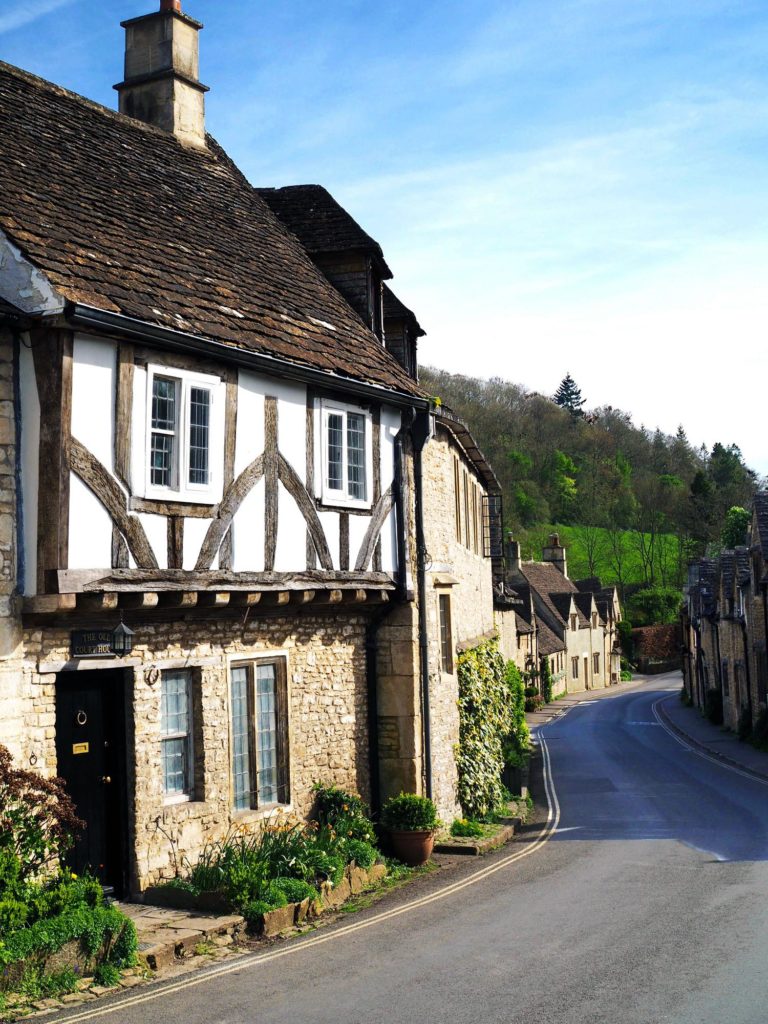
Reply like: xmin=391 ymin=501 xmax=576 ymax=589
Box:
xmin=161 ymin=0 xmax=182 ymax=11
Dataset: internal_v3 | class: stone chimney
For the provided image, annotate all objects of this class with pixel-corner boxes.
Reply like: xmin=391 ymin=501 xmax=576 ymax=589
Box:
xmin=542 ymin=532 xmax=568 ymax=577
xmin=506 ymin=533 xmax=521 ymax=575
xmin=114 ymin=0 xmax=209 ymax=149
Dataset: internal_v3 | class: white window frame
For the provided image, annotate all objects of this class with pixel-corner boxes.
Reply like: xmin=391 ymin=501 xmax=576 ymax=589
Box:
xmin=160 ymin=669 xmax=194 ymax=805
xmin=318 ymin=398 xmax=373 ymax=509
xmin=229 ymin=656 xmax=290 ymax=813
xmin=142 ymin=363 xmax=224 ymax=504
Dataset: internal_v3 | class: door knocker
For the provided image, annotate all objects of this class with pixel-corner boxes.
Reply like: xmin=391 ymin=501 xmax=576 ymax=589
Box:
xmin=76 ymin=710 xmax=88 ymax=726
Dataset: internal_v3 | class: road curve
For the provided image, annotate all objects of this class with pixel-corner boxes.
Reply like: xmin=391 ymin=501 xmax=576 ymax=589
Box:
xmin=49 ymin=676 xmax=768 ymax=1024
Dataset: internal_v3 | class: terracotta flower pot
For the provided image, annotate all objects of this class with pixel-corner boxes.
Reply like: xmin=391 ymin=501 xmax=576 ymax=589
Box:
xmin=388 ymin=829 xmax=435 ymax=866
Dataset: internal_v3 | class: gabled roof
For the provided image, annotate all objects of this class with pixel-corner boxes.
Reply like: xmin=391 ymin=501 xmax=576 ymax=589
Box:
xmin=538 ymin=621 xmax=565 ymax=655
xmin=383 ymin=285 xmax=425 ymax=337
xmin=574 ymin=576 xmax=602 ymax=593
xmin=0 ymin=62 xmax=419 ymax=396
xmin=574 ymin=592 xmax=602 ymax=625
xmin=255 ymin=184 xmax=392 ymax=278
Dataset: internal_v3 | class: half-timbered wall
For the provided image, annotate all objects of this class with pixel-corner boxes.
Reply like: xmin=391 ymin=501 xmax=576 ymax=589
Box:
xmin=22 ymin=332 xmax=403 ymax=590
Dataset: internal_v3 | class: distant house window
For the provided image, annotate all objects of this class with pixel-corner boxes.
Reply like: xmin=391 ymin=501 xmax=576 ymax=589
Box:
xmin=439 ymin=595 xmax=454 ymax=673
xmin=591 ymin=612 xmax=598 ymax=629
xmin=571 ymin=657 xmax=579 ymax=679
xmin=570 ymin=614 xmax=577 ymax=631
xmin=231 ymin=659 xmax=290 ymax=811
xmin=453 ymin=458 xmax=462 ymax=543
xmin=721 ymin=659 xmax=730 ymax=696
xmin=144 ymin=365 xmax=223 ymax=503
xmin=161 ymin=670 xmax=193 ymax=799
xmin=320 ymin=401 xmax=372 ymax=507
xmin=593 ymin=653 xmax=600 ymax=675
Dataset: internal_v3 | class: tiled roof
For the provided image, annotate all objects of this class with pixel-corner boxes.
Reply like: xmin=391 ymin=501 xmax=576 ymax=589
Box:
xmin=519 ymin=561 xmax=579 ymax=628
xmin=574 ymin=592 xmax=602 ymax=625
xmin=0 ymin=62 xmax=420 ymax=396
xmin=255 ymin=184 xmax=392 ymax=277
xmin=515 ymin=612 xmax=534 ymax=635
xmin=574 ymin=576 xmax=602 ymax=592
xmin=383 ymin=285 xmax=425 ymax=336
xmin=538 ymin=621 xmax=565 ymax=655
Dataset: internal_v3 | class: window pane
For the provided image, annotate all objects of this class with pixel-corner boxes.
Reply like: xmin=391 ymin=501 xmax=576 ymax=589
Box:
xmin=152 ymin=376 xmax=177 ymax=431
xmin=347 ymin=413 xmax=366 ymax=500
xmin=327 ymin=413 xmax=343 ymax=490
xmin=256 ymin=664 xmax=279 ymax=804
xmin=151 ymin=432 xmax=174 ymax=487
xmin=161 ymin=672 xmax=190 ymax=795
xmin=231 ymin=667 xmax=252 ymax=811
xmin=188 ymin=387 xmax=210 ymax=485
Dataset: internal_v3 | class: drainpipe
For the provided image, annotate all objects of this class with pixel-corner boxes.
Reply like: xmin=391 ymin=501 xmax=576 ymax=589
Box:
xmin=411 ymin=408 xmax=433 ymax=800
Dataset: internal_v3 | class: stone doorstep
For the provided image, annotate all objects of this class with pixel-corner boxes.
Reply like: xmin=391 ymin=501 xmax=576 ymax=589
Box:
xmin=129 ymin=911 xmax=246 ymax=973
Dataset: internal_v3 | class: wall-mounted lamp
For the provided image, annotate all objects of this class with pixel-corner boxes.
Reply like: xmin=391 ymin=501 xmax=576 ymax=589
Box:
xmin=111 ymin=617 xmax=135 ymax=657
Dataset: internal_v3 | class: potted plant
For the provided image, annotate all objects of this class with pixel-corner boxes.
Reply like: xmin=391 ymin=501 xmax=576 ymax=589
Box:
xmin=380 ymin=793 xmax=441 ymax=866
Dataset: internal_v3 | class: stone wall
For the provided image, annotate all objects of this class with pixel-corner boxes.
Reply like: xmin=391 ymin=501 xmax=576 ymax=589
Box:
xmin=19 ymin=609 xmax=371 ymax=893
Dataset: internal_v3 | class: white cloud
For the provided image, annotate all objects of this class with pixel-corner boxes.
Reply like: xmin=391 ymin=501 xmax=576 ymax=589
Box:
xmin=0 ymin=0 xmax=78 ymax=35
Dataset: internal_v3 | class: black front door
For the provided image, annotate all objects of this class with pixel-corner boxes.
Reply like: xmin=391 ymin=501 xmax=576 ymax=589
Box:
xmin=55 ymin=670 xmax=128 ymax=895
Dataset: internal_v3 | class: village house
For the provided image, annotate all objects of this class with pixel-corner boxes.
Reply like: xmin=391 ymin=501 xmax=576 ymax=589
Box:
xmin=682 ymin=492 xmax=768 ymax=732
xmin=505 ymin=534 xmax=621 ymax=692
xmin=0 ymin=0 xmax=515 ymax=894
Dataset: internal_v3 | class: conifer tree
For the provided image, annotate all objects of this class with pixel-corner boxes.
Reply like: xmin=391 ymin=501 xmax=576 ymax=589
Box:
xmin=553 ymin=373 xmax=586 ymax=416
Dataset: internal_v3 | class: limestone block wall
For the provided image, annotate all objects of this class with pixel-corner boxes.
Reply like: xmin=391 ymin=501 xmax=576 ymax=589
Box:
xmin=20 ymin=610 xmax=370 ymax=892
xmin=495 ymin=608 xmax=518 ymax=666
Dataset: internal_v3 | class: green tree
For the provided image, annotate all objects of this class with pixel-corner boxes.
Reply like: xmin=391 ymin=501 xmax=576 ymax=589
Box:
xmin=553 ymin=373 xmax=586 ymax=416
xmin=721 ymin=506 xmax=751 ymax=548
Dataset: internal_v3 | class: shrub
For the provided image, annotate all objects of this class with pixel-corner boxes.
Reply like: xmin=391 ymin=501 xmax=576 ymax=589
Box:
xmin=620 ymin=669 xmax=633 ymax=682
xmin=456 ymin=637 xmax=512 ymax=820
xmin=381 ymin=794 xmax=439 ymax=832
xmin=93 ymin=962 xmax=121 ymax=988
xmin=450 ymin=819 xmax=483 ymax=838
xmin=273 ymin=877 xmax=316 ymax=903
xmin=503 ymin=662 xmax=530 ymax=770
xmin=540 ymin=659 xmax=553 ymax=704
xmin=0 ymin=745 xmax=84 ymax=883
xmin=345 ymin=840 xmax=377 ymax=869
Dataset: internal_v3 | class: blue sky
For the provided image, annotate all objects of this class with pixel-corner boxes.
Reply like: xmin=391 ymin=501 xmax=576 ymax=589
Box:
xmin=3 ymin=0 xmax=768 ymax=474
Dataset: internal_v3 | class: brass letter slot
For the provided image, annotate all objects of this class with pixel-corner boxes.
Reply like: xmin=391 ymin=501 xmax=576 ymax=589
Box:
xmin=72 ymin=742 xmax=89 ymax=755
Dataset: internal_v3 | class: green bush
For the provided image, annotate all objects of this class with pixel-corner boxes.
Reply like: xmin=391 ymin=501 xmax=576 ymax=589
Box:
xmin=540 ymin=659 xmax=553 ymax=703
xmin=456 ymin=637 xmax=512 ymax=820
xmin=381 ymin=794 xmax=439 ymax=832
xmin=0 ymin=899 xmax=28 ymax=933
xmin=620 ymin=669 xmax=633 ymax=682
xmin=93 ymin=962 xmax=121 ymax=988
xmin=273 ymin=877 xmax=317 ymax=903
xmin=450 ymin=819 xmax=483 ymax=838
xmin=345 ymin=840 xmax=377 ymax=869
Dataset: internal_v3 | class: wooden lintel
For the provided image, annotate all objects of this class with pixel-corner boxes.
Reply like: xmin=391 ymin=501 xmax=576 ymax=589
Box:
xmin=197 ymin=592 xmax=231 ymax=608
xmin=77 ymin=593 xmax=119 ymax=612
xmin=118 ymin=592 xmax=159 ymax=610
xmin=23 ymin=594 xmax=77 ymax=615
xmin=157 ymin=591 xmax=198 ymax=609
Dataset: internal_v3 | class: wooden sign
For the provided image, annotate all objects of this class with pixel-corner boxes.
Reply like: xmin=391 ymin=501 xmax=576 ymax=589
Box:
xmin=70 ymin=630 xmax=114 ymax=659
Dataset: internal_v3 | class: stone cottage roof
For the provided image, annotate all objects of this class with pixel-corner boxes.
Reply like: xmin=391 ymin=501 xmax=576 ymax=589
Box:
xmin=383 ymin=284 xmax=425 ymax=337
xmin=0 ymin=61 xmax=421 ymax=397
xmin=574 ymin=592 xmax=603 ymax=625
xmin=537 ymin=621 xmax=565 ymax=655
xmin=574 ymin=576 xmax=602 ymax=593
xmin=255 ymin=184 xmax=392 ymax=278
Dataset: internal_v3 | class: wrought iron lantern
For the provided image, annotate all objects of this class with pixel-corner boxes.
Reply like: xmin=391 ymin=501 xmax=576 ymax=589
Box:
xmin=110 ymin=618 xmax=135 ymax=657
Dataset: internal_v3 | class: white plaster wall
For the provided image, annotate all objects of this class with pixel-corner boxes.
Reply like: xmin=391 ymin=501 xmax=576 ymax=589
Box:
xmin=272 ymin=380 xmax=306 ymax=483
xmin=232 ymin=479 xmax=264 ymax=572
xmin=380 ymin=406 xmax=399 ymax=488
xmin=235 ymin=371 xmax=265 ymax=476
xmin=183 ymin=516 xmax=210 ymax=571
xmin=19 ymin=339 xmax=39 ymax=595
xmin=348 ymin=514 xmax=369 ymax=571
xmin=131 ymin=364 xmax=147 ymax=494
xmin=68 ymin=474 xmax=113 ymax=570
xmin=274 ymin=480 xmax=307 ymax=571
xmin=379 ymin=508 xmax=397 ymax=573
xmin=71 ymin=335 xmax=115 ymax=470
xmin=318 ymin=510 xmax=340 ymax=571
xmin=138 ymin=513 xmax=167 ymax=570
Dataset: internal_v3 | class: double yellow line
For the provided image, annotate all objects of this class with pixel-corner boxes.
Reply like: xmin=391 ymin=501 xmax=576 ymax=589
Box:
xmin=53 ymin=734 xmax=560 ymax=1023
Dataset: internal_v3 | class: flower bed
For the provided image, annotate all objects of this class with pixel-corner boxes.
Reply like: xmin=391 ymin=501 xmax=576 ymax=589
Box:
xmin=146 ymin=784 xmax=385 ymax=934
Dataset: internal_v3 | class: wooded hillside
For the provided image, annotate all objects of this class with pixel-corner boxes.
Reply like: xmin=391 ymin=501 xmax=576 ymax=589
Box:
xmin=422 ymin=368 xmax=758 ymax=619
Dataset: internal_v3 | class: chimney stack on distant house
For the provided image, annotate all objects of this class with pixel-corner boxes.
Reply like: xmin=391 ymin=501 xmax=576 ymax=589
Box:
xmin=506 ymin=533 xmax=522 ymax=575
xmin=114 ymin=0 xmax=209 ymax=148
xmin=542 ymin=533 xmax=568 ymax=577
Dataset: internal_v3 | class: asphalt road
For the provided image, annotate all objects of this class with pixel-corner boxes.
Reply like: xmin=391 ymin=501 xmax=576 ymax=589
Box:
xmin=51 ymin=674 xmax=768 ymax=1024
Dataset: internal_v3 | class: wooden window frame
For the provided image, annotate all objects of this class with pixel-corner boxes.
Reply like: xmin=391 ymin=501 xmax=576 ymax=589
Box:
xmin=453 ymin=457 xmax=462 ymax=543
xmin=571 ymin=656 xmax=579 ymax=680
xmin=570 ymin=614 xmax=577 ymax=631
xmin=160 ymin=669 xmax=195 ymax=804
xmin=141 ymin=363 xmax=224 ymax=505
xmin=230 ymin=657 xmax=290 ymax=812
xmin=318 ymin=399 xmax=373 ymax=510
xmin=593 ymin=652 xmax=600 ymax=676
xmin=439 ymin=594 xmax=454 ymax=674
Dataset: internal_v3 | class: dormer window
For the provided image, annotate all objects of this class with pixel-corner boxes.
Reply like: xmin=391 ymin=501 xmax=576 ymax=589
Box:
xmin=137 ymin=364 xmax=224 ymax=504
xmin=319 ymin=399 xmax=372 ymax=508
xmin=570 ymin=613 xmax=577 ymax=631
